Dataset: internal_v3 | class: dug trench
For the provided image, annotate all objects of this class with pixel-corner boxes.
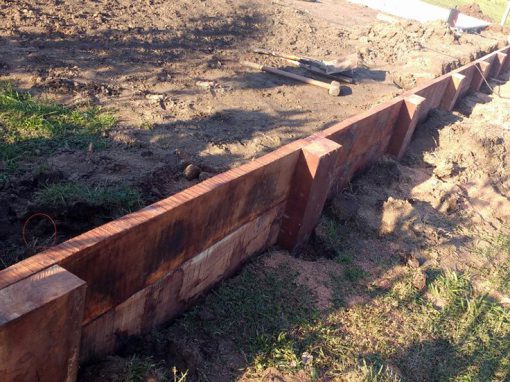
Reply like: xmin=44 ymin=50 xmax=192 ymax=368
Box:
xmin=1 ymin=0 xmax=509 ymax=269
xmin=78 ymin=77 xmax=510 ymax=379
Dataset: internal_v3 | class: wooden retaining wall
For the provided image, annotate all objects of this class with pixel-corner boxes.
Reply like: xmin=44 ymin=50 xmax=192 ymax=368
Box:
xmin=1 ymin=45 xmax=509 ymax=381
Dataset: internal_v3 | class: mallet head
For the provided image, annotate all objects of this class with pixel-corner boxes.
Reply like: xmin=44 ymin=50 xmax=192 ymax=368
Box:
xmin=328 ymin=81 xmax=342 ymax=96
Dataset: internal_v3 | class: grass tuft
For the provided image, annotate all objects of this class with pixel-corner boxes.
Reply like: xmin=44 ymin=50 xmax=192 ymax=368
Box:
xmin=344 ymin=265 xmax=366 ymax=282
xmin=34 ymin=182 xmax=141 ymax=212
xmin=124 ymin=356 xmax=169 ymax=382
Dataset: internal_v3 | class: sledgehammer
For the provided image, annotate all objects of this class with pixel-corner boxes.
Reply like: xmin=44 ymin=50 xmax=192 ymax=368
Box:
xmin=241 ymin=61 xmax=342 ymax=96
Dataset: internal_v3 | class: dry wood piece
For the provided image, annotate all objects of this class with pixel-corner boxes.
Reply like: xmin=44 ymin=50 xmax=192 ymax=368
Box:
xmin=285 ymin=58 xmax=355 ymax=84
xmin=251 ymin=48 xmax=357 ymax=74
xmin=241 ymin=61 xmax=342 ymax=96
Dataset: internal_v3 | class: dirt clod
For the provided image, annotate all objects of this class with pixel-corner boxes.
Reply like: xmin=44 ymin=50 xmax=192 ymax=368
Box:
xmin=412 ymin=271 xmax=427 ymax=291
xmin=330 ymin=194 xmax=359 ymax=222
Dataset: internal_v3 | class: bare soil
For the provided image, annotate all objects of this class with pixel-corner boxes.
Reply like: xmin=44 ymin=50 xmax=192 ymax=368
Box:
xmin=0 ymin=1 xmax=507 ymax=265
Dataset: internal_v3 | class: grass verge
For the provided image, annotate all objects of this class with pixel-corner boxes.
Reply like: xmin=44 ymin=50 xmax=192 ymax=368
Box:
xmin=0 ymin=81 xmax=116 ymax=178
xmin=425 ymin=0 xmax=510 ymax=25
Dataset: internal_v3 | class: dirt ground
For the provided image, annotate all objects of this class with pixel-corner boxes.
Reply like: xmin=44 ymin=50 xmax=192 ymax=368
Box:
xmin=0 ymin=0 xmax=508 ymax=268
xmin=78 ymin=73 xmax=510 ymax=380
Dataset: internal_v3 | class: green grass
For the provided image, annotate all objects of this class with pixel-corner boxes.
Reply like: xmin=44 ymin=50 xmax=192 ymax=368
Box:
xmin=122 ymin=356 xmax=170 ymax=382
xmin=344 ymin=265 xmax=366 ymax=282
xmin=425 ymin=0 xmax=510 ymax=25
xmin=0 ymin=81 xmax=116 ymax=177
xmin=34 ymin=182 xmax=141 ymax=212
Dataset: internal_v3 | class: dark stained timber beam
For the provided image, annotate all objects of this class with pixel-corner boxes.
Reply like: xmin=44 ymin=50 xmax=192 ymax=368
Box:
xmin=0 ymin=265 xmax=86 ymax=382
xmin=387 ymin=94 xmax=426 ymax=160
xmin=278 ymin=138 xmax=342 ymax=249
xmin=439 ymin=73 xmax=467 ymax=112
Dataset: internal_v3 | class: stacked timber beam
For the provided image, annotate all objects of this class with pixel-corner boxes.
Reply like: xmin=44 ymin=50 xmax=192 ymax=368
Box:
xmin=1 ymin=46 xmax=510 ymax=381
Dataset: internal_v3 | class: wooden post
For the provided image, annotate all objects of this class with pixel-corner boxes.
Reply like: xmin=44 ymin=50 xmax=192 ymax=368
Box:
xmin=0 ymin=265 xmax=86 ymax=382
xmin=499 ymin=49 xmax=510 ymax=75
xmin=439 ymin=73 xmax=467 ymax=112
xmin=278 ymin=138 xmax=342 ymax=249
xmin=490 ymin=52 xmax=508 ymax=79
xmin=500 ymin=0 xmax=510 ymax=27
xmin=386 ymin=95 xmax=426 ymax=160
xmin=470 ymin=59 xmax=492 ymax=92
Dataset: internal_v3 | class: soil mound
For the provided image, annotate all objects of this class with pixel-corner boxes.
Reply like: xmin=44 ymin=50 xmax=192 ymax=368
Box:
xmin=360 ymin=20 xmax=457 ymax=64
xmin=458 ymin=3 xmax=493 ymax=22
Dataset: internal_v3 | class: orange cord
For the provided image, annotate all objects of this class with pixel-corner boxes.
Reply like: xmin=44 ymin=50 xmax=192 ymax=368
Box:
xmin=22 ymin=213 xmax=58 ymax=248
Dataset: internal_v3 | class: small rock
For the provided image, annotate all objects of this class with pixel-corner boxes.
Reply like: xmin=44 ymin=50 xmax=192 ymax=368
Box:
xmin=373 ymin=278 xmax=392 ymax=291
xmin=145 ymin=93 xmax=164 ymax=101
xmin=301 ymin=352 xmax=313 ymax=366
xmin=183 ymin=164 xmax=201 ymax=180
xmin=207 ymin=60 xmax=222 ymax=69
xmin=141 ymin=150 xmax=153 ymax=157
xmin=196 ymin=80 xmax=216 ymax=89
xmin=198 ymin=171 xmax=213 ymax=181
xmin=399 ymin=252 xmax=420 ymax=268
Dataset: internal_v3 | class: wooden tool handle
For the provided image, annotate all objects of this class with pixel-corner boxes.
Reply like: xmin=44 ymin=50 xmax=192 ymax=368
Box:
xmin=286 ymin=59 xmax=355 ymax=84
xmin=251 ymin=48 xmax=303 ymax=62
xmin=241 ymin=61 xmax=330 ymax=90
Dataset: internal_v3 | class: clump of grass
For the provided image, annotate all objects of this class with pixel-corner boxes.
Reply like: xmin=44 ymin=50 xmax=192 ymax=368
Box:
xmin=329 ymin=273 xmax=347 ymax=309
xmin=314 ymin=215 xmax=351 ymax=258
xmin=335 ymin=250 xmax=353 ymax=264
xmin=123 ymin=356 xmax=169 ymax=382
xmin=354 ymin=360 xmax=402 ymax=382
xmin=344 ymin=265 xmax=366 ymax=282
xmin=0 ymin=81 xmax=116 ymax=174
xmin=34 ymin=182 xmax=141 ymax=212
